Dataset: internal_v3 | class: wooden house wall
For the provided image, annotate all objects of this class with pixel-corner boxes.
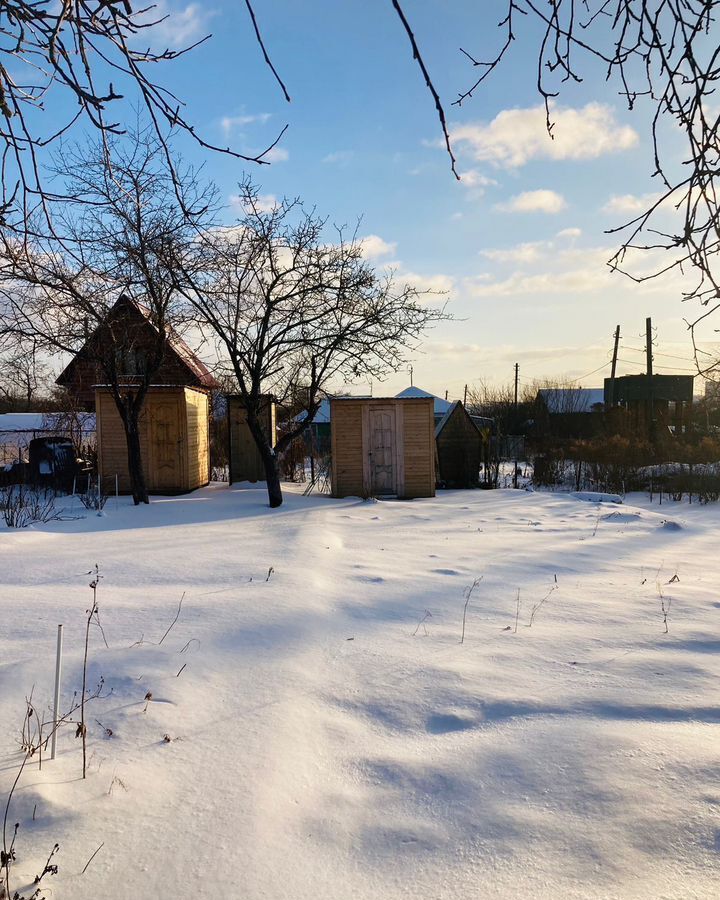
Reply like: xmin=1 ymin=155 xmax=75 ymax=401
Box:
xmin=436 ymin=404 xmax=481 ymax=488
xmin=330 ymin=401 xmax=365 ymax=496
xmin=228 ymin=396 xmax=276 ymax=483
xmin=60 ymin=303 xmax=214 ymax=409
xmin=96 ymin=387 xmax=210 ymax=494
xmin=96 ymin=390 xmax=150 ymax=494
xmin=330 ymin=398 xmax=435 ymax=499
xmin=185 ymin=389 xmax=210 ymax=489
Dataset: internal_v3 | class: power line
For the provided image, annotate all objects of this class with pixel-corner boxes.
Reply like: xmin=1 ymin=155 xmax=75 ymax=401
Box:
xmin=616 ymin=357 xmax=697 ymax=373
xmin=620 ymin=344 xmax=697 ymax=364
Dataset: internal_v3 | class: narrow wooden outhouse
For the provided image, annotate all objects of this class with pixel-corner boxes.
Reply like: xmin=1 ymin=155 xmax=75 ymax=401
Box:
xmin=330 ymin=397 xmax=435 ymax=499
xmin=435 ymin=401 xmax=481 ymax=488
xmin=96 ymin=386 xmax=210 ymax=493
xmin=227 ymin=395 xmax=277 ymax=483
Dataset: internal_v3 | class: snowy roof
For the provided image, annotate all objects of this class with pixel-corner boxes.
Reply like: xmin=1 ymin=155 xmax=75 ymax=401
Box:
xmin=395 ymin=386 xmax=453 ymax=415
xmin=0 ymin=412 xmax=96 ymax=434
xmin=312 ymin=399 xmax=331 ymax=424
xmin=538 ymin=388 xmax=605 ymax=414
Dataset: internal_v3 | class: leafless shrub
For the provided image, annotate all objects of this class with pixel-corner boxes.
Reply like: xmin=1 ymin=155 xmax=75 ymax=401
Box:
xmin=0 ymin=486 xmax=58 ymax=528
xmin=77 ymin=478 xmax=108 ymax=512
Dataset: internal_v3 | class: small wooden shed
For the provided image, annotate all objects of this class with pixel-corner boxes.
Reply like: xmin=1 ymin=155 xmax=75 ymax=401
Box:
xmin=330 ymin=397 xmax=435 ymax=499
xmin=96 ymin=386 xmax=210 ymax=494
xmin=435 ymin=401 xmax=481 ymax=488
xmin=227 ymin=395 xmax=277 ymax=483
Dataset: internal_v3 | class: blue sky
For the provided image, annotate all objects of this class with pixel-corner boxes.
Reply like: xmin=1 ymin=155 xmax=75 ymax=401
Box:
xmin=35 ymin=1 xmax=714 ymax=398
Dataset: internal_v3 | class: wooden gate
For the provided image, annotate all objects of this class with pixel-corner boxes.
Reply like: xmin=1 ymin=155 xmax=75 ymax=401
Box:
xmin=369 ymin=407 xmax=396 ymax=494
xmin=149 ymin=397 xmax=183 ymax=490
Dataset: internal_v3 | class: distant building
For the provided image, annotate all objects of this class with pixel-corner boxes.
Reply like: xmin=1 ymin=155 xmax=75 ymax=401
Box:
xmin=604 ymin=374 xmax=693 ymax=433
xmin=395 ymin=386 xmax=453 ymax=422
xmin=534 ymin=388 xmax=604 ymax=439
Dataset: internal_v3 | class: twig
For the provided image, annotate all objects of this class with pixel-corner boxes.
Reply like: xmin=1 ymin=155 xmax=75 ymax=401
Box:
xmin=658 ymin=583 xmax=672 ymax=633
xmin=528 ymin=584 xmax=558 ymax=628
xmin=243 ymin=0 xmax=291 ymax=102
xmin=80 ymin=842 xmax=104 ymax=876
xmin=514 ymin=589 xmax=521 ymax=633
xmin=460 ymin=578 xmax=482 ymax=644
xmin=158 ymin=593 xmax=185 ymax=645
xmin=176 ymin=663 xmax=187 ymax=678
xmin=389 ymin=0 xmax=459 ymax=178
xmin=412 ymin=610 xmax=432 ymax=636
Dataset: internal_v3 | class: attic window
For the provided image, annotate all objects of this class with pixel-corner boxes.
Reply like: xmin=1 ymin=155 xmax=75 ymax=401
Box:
xmin=115 ymin=348 xmax=147 ymax=376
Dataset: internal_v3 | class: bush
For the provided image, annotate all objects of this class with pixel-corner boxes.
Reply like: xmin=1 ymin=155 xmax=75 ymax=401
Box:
xmin=1 ymin=485 xmax=58 ymax=527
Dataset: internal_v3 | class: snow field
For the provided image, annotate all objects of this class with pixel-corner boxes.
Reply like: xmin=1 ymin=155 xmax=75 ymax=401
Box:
xmin=1 ymin=484 xmax=719 ymax=899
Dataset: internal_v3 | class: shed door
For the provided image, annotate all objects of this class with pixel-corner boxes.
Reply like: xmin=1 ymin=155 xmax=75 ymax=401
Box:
xmin=230 ymin=405 xmax=265 ymax=482
xmin=149 ymin=397 xmax=183 ymax=490
xmin=369 ymin=407 xmax=396 ymax=495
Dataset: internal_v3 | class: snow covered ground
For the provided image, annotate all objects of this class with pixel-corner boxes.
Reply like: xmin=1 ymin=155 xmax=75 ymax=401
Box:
xmin=1 ymin=484 xmax=719 ymax=899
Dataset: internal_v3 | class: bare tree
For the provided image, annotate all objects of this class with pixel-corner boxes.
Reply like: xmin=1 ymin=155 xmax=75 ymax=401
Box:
xmin=0 ymin=130 xmax=211 ymax=503
xmin=172 ymin=179 xmax=448 ymax=508
xmin=390 ymin=1 xmax=720 ymax=356
xmin=0 ymin=337 xmax=53 ymax=409
xmin=0 ymin=0 xmax=286 ymax=225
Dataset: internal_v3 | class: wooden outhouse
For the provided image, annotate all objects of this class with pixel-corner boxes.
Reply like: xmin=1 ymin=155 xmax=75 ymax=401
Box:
xmin=96 ymin=386 xmax=210 ymax=494
xmin=435 ymin=401 xmax=481 ymax=488
xmin=330 ymin=397 xmax=435 ymax=499
xmin=227 ymin=395 xmax=277 ymax=483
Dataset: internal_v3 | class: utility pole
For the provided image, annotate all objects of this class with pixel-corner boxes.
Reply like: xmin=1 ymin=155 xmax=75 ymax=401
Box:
xmin=463 ymin=384 xmax=468 ymax=406
xmin=646 ymin=316 xmax=655 ymax=441
xmin=408 ymin=364 xmax=414 ymax=387
xmin=513 ymin=363 xmax=519 ymax=489
xmin=609 ymin=325 xmax=620 ymax=407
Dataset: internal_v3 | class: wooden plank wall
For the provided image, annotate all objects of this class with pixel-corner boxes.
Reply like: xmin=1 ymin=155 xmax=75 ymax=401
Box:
xmin=97 ymin=388 xmax=211 ymax=494
xmin=330 ymin=400 xmax=364 ymax=496
xmin=330 ymin=398 xmax=435 ymax=499
xmin=96 ymin=390 xmax=150 ymax=493
xmin=402 ymin=399 xmax=435 ymax=498
xmin=184 ymin=387 xmax=210 ymax=489
xmin=227 ymin=396 xmax=275 ymax=483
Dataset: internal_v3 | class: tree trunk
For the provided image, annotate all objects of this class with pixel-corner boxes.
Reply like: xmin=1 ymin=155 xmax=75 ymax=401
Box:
xmin=261 ymin=449 xmax=283 ymax=508
xmin=122 ymin=413 xmax=149 ymax=505
xmin=245 ymin=405 xmax=283 ymax=508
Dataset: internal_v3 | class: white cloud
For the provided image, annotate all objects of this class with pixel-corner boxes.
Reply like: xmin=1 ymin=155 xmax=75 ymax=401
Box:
xmin=465 ymin=243 xmax=685 ymax=298
xmin=458 ymin=169 xmax=497 ymax=189
xmin=400 ymin=271 xmax=454 ymax=294
xmin=480 ymin=241 xmax=548 ymax=265
xmin=452 ymin=102 xmax=639 ymax=169
xmin=602 ymin=193 xmax=661 ymax=215
xmin=360 ymin=235 xmax=397 ymax=259
xmin=147 ymin=3 xmax=214 ymax=48
xmin=263 ymin=146 xmax=289 ymax=163
xmin=496 ymin=189 xmax=567 ymax=214
xmin=556 ymin=227 xmax=582 ymax=239
xmin=322 ymin=150 xmax=354 ymax=165
xmin=465 ymin=266 xmax=610 ymax=297
xmin=221 ymin=112 xmax=271 ymax=137
xmin=229 ymin=192 xmax=277 ymax=213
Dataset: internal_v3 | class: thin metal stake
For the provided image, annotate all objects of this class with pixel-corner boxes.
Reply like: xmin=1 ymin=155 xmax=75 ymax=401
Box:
xmin=51 ymin=624 xmax=63 ymax=760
